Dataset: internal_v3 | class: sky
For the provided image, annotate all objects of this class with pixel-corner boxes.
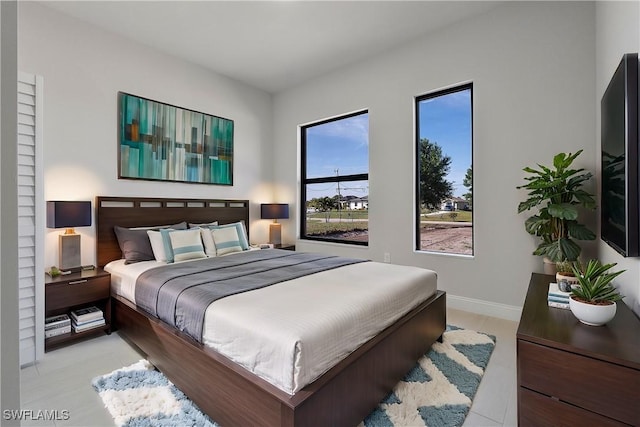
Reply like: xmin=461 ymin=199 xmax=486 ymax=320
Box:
xmin=304 ymin=88 xmax=472 ymax=201
xmin=305 ymin=112 xmax=369 ymax=200
xmin=418 ymin=88 xmax=472 ymax=198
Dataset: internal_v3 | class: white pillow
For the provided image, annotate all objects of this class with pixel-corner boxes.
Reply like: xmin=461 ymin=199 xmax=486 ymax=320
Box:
xmin=207 ymin=221 xmax=249 ymax=250
xmin=169 ymin=229 xmax=206 ymax=262
xmin=199 ymin=228 xmax=217 ymax=257
xmin=147 ymin=230 xmax=169 ymax=262
xmin=211 ymin=226 xmax=243 ymax=256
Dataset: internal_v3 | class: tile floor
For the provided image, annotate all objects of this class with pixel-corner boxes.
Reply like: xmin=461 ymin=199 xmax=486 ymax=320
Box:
xmin=19 ymin=308 xmax=518 ymax=426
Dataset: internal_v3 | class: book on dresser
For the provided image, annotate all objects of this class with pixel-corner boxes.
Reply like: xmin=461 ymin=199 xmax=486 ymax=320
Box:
xmin=548 ymin=282 xmax=570 ymax=309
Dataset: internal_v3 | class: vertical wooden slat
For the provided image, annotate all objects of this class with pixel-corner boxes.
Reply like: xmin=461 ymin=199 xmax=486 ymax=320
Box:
xmin=17 ymin=72 xmax=43 ymax=366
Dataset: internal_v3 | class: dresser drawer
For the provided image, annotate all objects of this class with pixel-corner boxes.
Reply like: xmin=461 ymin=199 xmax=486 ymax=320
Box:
xmin=45 ymin=275 xmax=110 ymax=311
xmin=518 ymin=340 xmax=640 ymax=425
xmin=518 ymin=387 xmax=625 ymax=427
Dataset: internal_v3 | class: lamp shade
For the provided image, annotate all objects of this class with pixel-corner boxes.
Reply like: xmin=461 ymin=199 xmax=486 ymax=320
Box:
xmin=46 ymin=201 xmax=92 ymax=229
xmin=261 ymin=203 xmax=289 ymax=220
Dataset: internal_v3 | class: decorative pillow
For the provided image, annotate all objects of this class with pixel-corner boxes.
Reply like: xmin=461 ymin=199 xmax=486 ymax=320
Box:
xmin=114 ymin=226 xmax=155 ymax=264
xmin=168 ymin=229 xmax=206 ymax=262
xmin=211 ymin=226 xmax=243 ymax=256
xmin=208 ymin=222 xmax=249 ymax=251
xmin=199 ymin=228 xmax=217 ymax=257
xmin=189 ymin=221 xmax=218 ymax=229
xmin=147 ymin=230 xmax=170 ymax=262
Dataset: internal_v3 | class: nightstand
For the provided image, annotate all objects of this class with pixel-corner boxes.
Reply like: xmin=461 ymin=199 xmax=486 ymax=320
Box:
xmin=44 ymin=268 xmax=111 ymax=351
xmin=276 ymin=244 xmax=296 ymax=251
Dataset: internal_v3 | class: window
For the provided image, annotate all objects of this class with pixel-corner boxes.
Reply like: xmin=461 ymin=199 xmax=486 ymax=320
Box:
xmin=301 ymin=111 xmax=369 ymax=245
xmin=415 ymin=84 xmax=473 ymax=255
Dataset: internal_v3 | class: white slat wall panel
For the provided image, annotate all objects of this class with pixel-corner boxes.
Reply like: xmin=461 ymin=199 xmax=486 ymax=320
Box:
xmin=18 ymin=72 xmax=44 ymax=366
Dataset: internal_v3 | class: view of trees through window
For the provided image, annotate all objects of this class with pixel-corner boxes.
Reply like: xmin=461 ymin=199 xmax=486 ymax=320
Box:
xmin=416 ymin=84 xmax=473 ymax=255
xmin=301 ymin=111 xmax=369 ymax=245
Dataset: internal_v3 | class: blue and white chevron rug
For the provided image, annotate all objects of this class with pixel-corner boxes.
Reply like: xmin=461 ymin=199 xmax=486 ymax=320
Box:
xmin=92 ymin=325 xmax=495 ymax=427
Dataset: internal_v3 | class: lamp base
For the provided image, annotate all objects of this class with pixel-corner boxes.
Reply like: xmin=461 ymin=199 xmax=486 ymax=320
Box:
xmin=59 ymin=233 xmax=81 ymax=271
xmin=268 ymin=223 xmax=282 ymax=246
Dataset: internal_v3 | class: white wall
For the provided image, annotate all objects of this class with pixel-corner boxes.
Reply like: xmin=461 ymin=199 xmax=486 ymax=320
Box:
xmin=273 ymin=1 xmax=596 ymax=317
xmin=1 ymin=0 xmax=21 ymax=421
xmin=596 ymin=0 xmax=640 ymax=315
xmin=18 ymin=2 xmax=275 ymax=268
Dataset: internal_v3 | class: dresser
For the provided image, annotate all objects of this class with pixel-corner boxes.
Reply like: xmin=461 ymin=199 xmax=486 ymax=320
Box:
xmin=517 ymin=273 xmax=640 ymax=426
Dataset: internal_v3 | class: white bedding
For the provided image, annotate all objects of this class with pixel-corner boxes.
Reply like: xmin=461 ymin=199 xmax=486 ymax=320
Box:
xmin=105 ymin=253 xmax=437 ymax=395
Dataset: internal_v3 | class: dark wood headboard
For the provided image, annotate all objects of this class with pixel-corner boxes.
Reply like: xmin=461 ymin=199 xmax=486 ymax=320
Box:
xmin=95 ymin=196 xmax=250 ymax=268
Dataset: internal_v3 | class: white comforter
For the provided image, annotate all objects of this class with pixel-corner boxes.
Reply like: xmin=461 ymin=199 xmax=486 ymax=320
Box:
xmin=105 ymin=254 xmax=437 ymax=394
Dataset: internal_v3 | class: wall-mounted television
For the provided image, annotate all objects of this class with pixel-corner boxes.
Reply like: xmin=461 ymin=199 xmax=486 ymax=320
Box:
xmin=601 ymin=53 xmax=639 ymax=257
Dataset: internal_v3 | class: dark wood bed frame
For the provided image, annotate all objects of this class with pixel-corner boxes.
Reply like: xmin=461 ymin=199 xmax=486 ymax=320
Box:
xmin=96 ymin=196 xmax=446 ymax=427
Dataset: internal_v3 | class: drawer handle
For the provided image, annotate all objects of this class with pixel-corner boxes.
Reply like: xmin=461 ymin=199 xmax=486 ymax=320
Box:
xmin=68 ymin=279 xmax=88 ymax=285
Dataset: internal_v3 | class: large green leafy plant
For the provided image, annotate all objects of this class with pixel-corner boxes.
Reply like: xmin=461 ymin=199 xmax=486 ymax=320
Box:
xmin=571 ymin=260 xmax=624 ymax=304
xmin=517 ymin=150 xmax=596 ymax=262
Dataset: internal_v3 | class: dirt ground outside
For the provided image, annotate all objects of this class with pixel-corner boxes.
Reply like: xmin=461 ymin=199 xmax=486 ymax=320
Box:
xmin=314 ymin=223 xmax=472 ymax=255
xmin=419 ymin=224 xmax=472 ymax=255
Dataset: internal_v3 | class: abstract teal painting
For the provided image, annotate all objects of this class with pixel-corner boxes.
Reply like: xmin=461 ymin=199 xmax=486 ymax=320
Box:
xmin=118 ymin=92 xmax=234 ymax=185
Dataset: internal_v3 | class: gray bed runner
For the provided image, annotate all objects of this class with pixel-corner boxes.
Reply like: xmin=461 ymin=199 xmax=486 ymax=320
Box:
xmin=135 ymin=249 xmax=368 ymax=341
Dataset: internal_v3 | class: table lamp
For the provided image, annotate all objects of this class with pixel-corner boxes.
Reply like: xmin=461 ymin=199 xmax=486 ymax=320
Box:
xmin=46 ymin=201 xmax=91 ymax=271
xmin=261 ymin=203 xmax=289 ymax=247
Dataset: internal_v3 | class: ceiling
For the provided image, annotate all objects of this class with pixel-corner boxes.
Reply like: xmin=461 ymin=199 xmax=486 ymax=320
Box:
xmin=40 ymin=1 xmax=499 ymax=93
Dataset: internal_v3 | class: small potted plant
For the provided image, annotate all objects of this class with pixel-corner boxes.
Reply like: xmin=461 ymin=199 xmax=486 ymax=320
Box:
xmin=517 ymin=150 xmax=596 ymax=273
xmin=569 ymin=259 xmax=624 ymax=326
xmin=555 ymin=260 xmax=581 ymax=287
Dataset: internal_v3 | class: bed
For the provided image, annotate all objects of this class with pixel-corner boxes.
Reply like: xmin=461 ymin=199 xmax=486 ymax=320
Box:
xmin=96 ymin=196 xmax=446 ymax=427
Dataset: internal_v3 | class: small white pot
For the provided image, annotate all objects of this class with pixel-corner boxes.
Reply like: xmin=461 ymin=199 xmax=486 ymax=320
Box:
xmin=556 ymin=272 xmax=579 ymax=286
xmin=569 ymin=296 xmax=617 ymax=326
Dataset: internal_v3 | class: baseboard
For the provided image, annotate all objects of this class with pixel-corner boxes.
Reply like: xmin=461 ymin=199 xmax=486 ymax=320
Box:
xmin=447 ymin=294 xmax=522 ymax=322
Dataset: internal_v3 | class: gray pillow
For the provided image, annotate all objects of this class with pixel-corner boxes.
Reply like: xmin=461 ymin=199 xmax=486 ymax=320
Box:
xmin=114 ymin=221 xmax=187 ymax=264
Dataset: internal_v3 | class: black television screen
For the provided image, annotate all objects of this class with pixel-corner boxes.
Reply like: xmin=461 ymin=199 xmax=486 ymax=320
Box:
xmin=601 ymin=53 xmax=639 ymax=257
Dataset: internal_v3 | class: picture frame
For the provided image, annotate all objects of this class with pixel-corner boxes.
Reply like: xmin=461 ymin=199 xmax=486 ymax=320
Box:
xmin=118 ymin=92 xmax=234 ymax=185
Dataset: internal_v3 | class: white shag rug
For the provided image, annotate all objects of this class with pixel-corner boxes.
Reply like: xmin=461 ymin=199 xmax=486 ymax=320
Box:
xmin=93 ymin=325 xmax=495 ymax=427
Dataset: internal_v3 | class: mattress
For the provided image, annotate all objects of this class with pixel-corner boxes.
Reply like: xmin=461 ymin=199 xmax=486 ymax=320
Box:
xmin=105 ymin=252 xmax=437 ymax=394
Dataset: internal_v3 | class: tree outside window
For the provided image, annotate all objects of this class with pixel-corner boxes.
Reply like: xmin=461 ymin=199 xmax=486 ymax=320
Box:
xmin=416 ymin=84 xmax=473 ymax=255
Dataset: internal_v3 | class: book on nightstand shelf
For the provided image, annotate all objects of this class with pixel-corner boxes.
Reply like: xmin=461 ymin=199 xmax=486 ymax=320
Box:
xmin=45 ymin=325 xmax=72 ymax=338
xmin=72 ymin=317 xmax=106 ymax=333
xmin=548 ymin=282 xmax=571 ymax=309
xmin=45 ymin=314 xmax=71 ymax=330
xmin=70 ymin=306 xmax=103 ymax=323
xmin=70 ymin=306 xmax=105 ymax=333
xmin=45 ymin=314 xmax=72 ymax=337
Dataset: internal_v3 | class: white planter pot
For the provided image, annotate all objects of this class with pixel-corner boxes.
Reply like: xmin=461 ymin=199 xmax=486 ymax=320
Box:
xmin=569 ymin=296 xmax=617 ymax=326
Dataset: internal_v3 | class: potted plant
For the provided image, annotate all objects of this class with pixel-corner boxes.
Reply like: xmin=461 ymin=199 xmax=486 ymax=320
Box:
xmin=555 ymin=260 xmax=581 ymax=287
xmin=517 ymin=150 xmax=596 ymax=272
xmin=569 ymin=259 xmax=624 ymax=326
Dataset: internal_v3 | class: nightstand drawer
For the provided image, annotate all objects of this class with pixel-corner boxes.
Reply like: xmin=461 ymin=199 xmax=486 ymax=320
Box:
xmin=518 ymin=340 xmax=640 ymax=425
xmin=518 ymin=387 xmax=624 ymax=426
xmin=45 ymin=275 xmax=110 ymax=311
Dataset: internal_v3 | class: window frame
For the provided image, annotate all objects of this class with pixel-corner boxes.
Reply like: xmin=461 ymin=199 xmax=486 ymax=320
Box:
xmin=414 ymin=83 xmax=474 ymax=255
xmin=300 ymin=110 xmax=369 ymax=246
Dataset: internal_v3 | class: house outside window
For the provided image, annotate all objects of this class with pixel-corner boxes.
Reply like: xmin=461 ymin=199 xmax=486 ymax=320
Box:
xmin=415 ymin=84 xmax=473 ymax=256
xmin=301 ymin=111 xmax=369 ymax=245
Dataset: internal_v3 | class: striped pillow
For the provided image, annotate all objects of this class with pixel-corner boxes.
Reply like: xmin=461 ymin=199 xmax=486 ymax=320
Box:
xmin=199 ymin=227 xmax=218 ymax=257
xmin=211 ymin=226 xmax=243 ymax=256
xmin=207 ymin=222 xmax=249 ymax=251
xmin=160 ymin=229 xmax=206 ymax=263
